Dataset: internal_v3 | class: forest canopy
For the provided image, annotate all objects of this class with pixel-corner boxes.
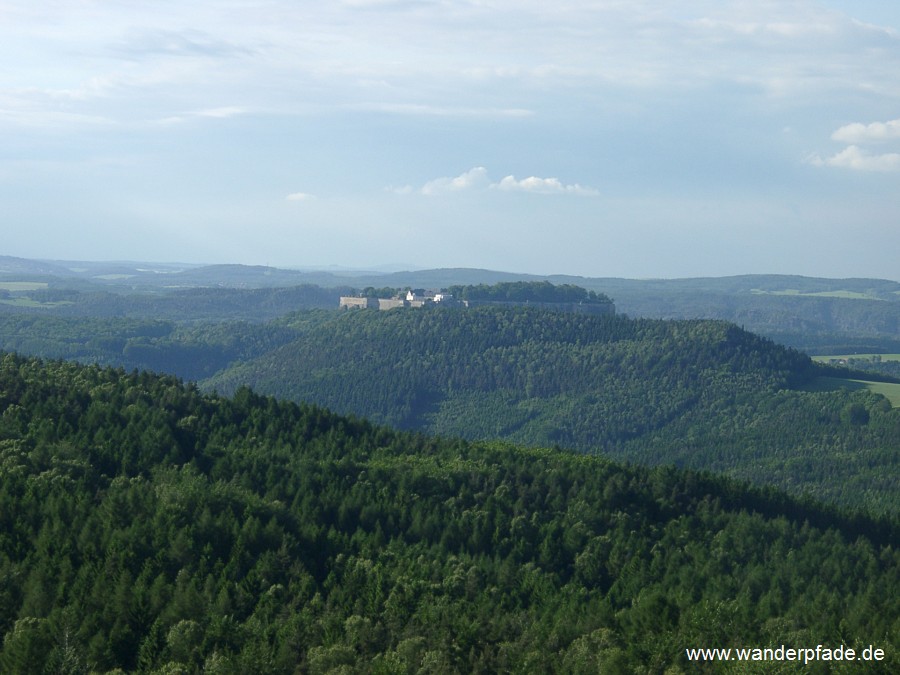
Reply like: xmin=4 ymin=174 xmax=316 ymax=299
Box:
xmin=205 ymin=307 xmax=900 ymax=516
xmin=0 ymin=352 xmax=897 ymax=673
xmin=446 ymin=281 xmax=614 ymax=305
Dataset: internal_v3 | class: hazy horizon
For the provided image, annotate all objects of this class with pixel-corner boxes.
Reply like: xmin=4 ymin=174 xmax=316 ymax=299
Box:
xmin=3 ymin=1 xmax=899 ymax=280
xmin=6 ymin=253 xmax=900 ymax=285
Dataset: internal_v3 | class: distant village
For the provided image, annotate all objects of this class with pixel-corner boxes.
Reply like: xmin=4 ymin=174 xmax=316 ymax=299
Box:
xmin=340 ymin=288 xmax=615 ymax=315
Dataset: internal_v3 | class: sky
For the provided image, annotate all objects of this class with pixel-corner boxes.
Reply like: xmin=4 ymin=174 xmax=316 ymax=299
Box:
xmin=1 ymin=0 xmax=899 ymax=280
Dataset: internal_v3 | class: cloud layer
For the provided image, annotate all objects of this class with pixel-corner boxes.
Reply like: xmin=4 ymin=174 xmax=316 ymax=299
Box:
xmin=3 ymin=1 xmax=900 ymax=279
xmin=3 ymin=1 xmax=900 ymax=131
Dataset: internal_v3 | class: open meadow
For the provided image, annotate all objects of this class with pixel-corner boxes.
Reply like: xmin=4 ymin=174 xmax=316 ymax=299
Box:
xmin=802 ymin=375 xmax=900 ymax=407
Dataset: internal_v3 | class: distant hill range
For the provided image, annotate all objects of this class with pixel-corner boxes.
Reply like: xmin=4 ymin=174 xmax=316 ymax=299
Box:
xmin=4 ymin=255 xmax=898 ymax=301
xmin=2 ymin=256 xmax=898 ymax=352
xmin=3 ymin=255 xmax=900 ymax=390
xmin=2 ymin=258 xmax=899 ymax=513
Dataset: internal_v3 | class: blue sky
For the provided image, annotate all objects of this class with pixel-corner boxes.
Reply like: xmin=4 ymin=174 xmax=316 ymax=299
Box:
xmin=2 ymin=1 xmax=899 ymax=279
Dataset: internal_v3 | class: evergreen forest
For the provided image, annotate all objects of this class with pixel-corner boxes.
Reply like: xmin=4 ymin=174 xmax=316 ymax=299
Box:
xmin=204 ymin=307 xmax=899 ymax=516
xmin=1 ymin=300 xmax=898 ymax=515
xmin=0 ymin=353 xmax=898 ymax=673
xmin=1 ymin=272 xmax=899 ymax=672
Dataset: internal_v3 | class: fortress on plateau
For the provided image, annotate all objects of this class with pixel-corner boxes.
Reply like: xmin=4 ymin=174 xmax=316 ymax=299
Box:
xmin=340 ymin=286 xmax=615 ymax=316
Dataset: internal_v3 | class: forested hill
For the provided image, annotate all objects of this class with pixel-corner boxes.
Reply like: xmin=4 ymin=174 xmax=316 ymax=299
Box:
xmin=446 ymin=280 xmax=614 ymax=306
xmin=0 ymin=353 xmax=897 ymax=672
xmin=206 ymin=307 xmax=816 ymax=432
xmin=205 ymin=306 xmax=900 ymax=514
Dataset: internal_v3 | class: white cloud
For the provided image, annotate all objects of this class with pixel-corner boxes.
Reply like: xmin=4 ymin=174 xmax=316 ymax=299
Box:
xmin=814 ymin=117 xmax=900 ymax=171
xmin=415 ymin=167 xmax=599 ymax=196
xmin=831 ymin=118 xmax=900 ymax=144
xmin=286 ymin=192 xmax=316 ymax=201
xmin=493 ymin=174 xmax=599 ymax=196
xmin=420 ymin=166 xmax=490 ymax=196
xmin=810 ymin=145 xmax=900 ymax=172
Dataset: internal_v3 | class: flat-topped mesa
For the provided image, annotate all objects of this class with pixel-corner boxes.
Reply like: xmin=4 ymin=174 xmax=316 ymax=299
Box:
xmin=341 ymin=281 xmax=616 ymax=314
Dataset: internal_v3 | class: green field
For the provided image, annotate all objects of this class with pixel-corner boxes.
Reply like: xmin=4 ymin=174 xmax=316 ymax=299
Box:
xmin=865 ymin=380 xmax=900 ymax=406
xmin=813 ymin=354 xmax=900 ymax=363
xmin=0 ymin=281 xmax=49 ymax=291
xmin=0 ymin=298 xmax=73 ymax=308
xmin=803 ymin=376 xmax=900 ymax=407
xmin=751 ymin=288 xmax=880 ymax=300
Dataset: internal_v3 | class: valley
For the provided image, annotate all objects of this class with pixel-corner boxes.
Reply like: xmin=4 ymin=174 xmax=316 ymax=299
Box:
xmin=1 ymin=258 xmax=898 ymax=671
